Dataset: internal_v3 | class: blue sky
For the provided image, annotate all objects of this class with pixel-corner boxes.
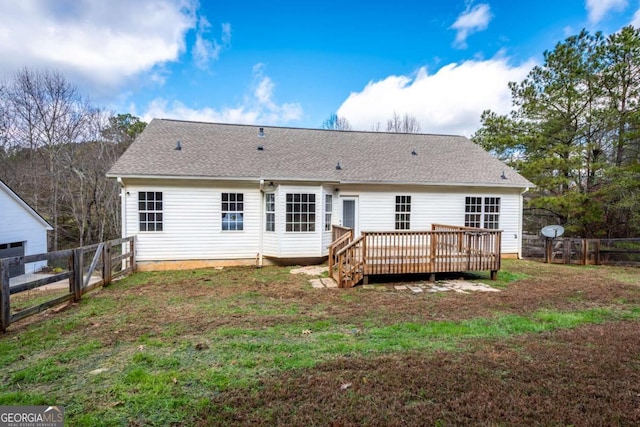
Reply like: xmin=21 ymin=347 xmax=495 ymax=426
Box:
xmin=0 ymin=0 xmax=638 ymax=136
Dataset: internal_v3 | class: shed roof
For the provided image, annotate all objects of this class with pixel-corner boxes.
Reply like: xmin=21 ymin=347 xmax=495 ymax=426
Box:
xmin=107 ymin=119 xmax=533 ymax=188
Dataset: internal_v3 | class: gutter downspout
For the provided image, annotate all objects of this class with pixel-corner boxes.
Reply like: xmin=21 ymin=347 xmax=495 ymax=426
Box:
xmin=117 ymin=177 xmax=126 ymax=239
xmin=258 ymin=179 xmax=265 ymax=267
xmin=117 ymin=177 xmax=128 ymax=269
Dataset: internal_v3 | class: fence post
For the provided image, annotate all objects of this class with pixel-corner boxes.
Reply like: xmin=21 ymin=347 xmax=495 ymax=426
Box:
xmin=72 ymin=248 xmax=83 ymax=302
xmin=562 ymin=238 xmax=570 ymax=264
xmin=1 ymin=259 xmax=11 ymax=333
xmin=130 ymin=236 xmax=136 ymax=272
xmin=103 ymin=241 xmax=112 ymax=286
xmin=595 ymin=239 xmax=601 ymax=265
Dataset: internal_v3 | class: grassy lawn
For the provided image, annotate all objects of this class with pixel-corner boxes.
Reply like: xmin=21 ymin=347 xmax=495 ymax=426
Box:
xmin=1 ymin=260 xmax=640 ymax=426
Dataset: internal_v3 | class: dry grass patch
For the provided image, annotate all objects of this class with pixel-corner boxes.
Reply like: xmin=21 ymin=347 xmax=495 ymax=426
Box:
xmin=0 ymin=260 xmax=639 ymax=425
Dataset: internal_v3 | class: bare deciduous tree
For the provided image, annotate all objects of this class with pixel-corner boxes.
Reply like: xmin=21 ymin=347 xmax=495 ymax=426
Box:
xmin=0 ymin=67 xmax=147 ymax=249
xmin=386 ymin=111 xmax=421 ymax=133
xmin=321 ymin=113 xmax=352 ymax=131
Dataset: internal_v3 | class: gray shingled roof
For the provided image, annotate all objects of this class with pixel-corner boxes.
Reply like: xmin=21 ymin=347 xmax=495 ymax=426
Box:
xmin=107 ymin=119 xmax=533 ymax=188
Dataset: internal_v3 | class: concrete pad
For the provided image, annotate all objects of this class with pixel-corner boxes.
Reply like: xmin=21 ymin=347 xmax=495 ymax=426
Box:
xmin=407 ymin=286 xmax=423 ymax=293
xmin=394 ymin=285 xmax=408 ymax=290
xmin=443 ymin=280 xmax=501 ymax=293
xmin=291 ymin=266 xmax=329 ymax=275
xmin=321 ymin=278 xmax=338 ymax=288
xmin=309 ymin=279 xmax=325 ymax=289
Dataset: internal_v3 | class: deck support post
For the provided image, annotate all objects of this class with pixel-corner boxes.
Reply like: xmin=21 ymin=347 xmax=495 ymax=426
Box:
xmin=363 ymin=276 xmax=368 ymax=285
xmin=490 ymin=270 xmax=498 ymax=280
xmin=428 ymin=273 xmax=435 ymax=282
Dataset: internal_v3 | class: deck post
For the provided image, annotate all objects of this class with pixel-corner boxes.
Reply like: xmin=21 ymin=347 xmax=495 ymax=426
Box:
xmin=362 ymin=232 xmax=367 ymax=272
xmin=490 ymin=270 xmax=498 ymax=280
xmin=428 ymin=273 xmax=435 ymax=282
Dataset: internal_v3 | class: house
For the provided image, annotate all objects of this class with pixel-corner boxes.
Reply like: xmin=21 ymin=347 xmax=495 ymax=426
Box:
xmin=107 ymin=119 xmax=534 ymax=271
xmin=0 ymin=179 xmax=53 ymax=277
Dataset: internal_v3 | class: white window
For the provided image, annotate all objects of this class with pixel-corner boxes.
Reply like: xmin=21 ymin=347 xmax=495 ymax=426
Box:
xmin=465 ymin=196 xmax=500 ymax=229
xmin=265 ymin=193 xmax=275 ymax=232
xmin=286 ymin=193 xmax=316 ymax=232
xmin=222 ymin=193 xmax=244 ymax=231
xmin=395 ymin=195 xmax=411 ymax=230
xmin=464 ymin=197 xmax=482 ymax=228
xmin=138 ymin=192 xmax=163 ymax=232
xmin=324 ymin=194 xmax=333 ymax=231
xmin=483 ymin=197 xmax=501 ymax=229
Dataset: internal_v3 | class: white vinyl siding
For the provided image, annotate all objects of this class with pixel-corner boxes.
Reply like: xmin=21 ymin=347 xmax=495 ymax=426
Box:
xmin=276 ymin=185 xmax=323 ymax=257
xmin=124 ymin=182 xmax=261 ymax=261
xmin=0 ymin=185 xmax=50 ymax=274
xmin=122 ymin=180 xmax=524 ymax=262
xmin=341 ymin=185 xmax=523 ymax=255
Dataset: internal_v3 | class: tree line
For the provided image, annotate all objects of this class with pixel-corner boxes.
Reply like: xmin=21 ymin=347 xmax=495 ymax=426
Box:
xmin=322 ymin=111 xmax=421 ymax=133
xmin=0 ymin=68 xmax=146 ymax=250
xmin=473 ymin=26 xmax=640 ymax=238
xmin=6 ymin=24 xmax=640 ymax=252
xmin=325 ymin=28 xmax=640 ymax=238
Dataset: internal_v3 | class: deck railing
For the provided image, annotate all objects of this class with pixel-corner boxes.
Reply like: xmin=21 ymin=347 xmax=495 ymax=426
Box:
xmin=336 ymin=235 xmax=364 ymax=288
xmin=328 ymin=226 xmax=353 ymax=280
xmin=331 ymin=225 xmax=501 ymax=288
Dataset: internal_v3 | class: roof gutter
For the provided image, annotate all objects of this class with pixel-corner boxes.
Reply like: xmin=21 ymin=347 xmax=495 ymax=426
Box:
xmin=106 ymin=174 xmax=531 ymax=189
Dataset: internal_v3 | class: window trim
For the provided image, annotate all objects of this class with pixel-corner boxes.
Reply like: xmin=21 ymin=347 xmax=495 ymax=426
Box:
xmin=324 ymin=194 xmax=333 ymax=232
xmin=265 ymin=192 xmax=275 ymax=232
xmin=465 ymin=196 xmax=500 ymax=229
xmin=221 ymin=192 xmax=244 ymax=231
xmin=394 ymin=195 xmax=411 ymax=230
xmin=285 ymin=193 xmax=316 ymax=232
xmin=138 ymin=191 xmax=163 ymax=232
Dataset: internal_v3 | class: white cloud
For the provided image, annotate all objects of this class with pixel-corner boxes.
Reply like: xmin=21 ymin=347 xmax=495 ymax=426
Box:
xmin=192 ymin=17 xmax=231 ymax=70
xmin=630 ymin=8 xmax=640 ymax=26
xmin=140 ymin=64 xmax=302 ymax=125
xmin=0 ymin=0 xmax=203 ymax=93
xmin=450 ymin=3 xmax=492 ymax=49
xmin=586 ymin=0 xmax=627 ymax=24
xmin=336 ymin=57 xmax=535 ymax=137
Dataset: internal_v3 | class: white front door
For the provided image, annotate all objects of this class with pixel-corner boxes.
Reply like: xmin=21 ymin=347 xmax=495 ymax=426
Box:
xmin=341 ymin=197 xmax=358 ymax=235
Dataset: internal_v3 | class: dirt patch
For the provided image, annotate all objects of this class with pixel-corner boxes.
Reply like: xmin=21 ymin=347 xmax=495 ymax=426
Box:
xmin=200 ymin=320 xmax=640 ymax=426
xmin=9 ymin=261 xmax=640 ymax=339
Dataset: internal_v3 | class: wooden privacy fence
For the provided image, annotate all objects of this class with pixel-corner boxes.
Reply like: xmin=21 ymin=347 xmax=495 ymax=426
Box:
xmin=0 ymin=236 xmax=136 ymax=332
xmin=329 ymin=224 xmax=501 ymax=288
xmin=523 ymin=235 xmax=640 ymax=266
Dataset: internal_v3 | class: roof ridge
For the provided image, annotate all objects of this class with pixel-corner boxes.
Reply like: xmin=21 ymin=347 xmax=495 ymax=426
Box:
xmin=154 ymin=118 xmax=465 ymax=138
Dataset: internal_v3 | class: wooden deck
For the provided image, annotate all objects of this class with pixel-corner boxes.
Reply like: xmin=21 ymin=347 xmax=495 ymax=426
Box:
xmin=328 ymin=224 xmax=501 ymax=288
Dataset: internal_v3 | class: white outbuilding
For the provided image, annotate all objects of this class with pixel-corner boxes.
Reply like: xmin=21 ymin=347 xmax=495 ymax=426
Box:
xmin=0 ymin=179 xmax=53 ymax=277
